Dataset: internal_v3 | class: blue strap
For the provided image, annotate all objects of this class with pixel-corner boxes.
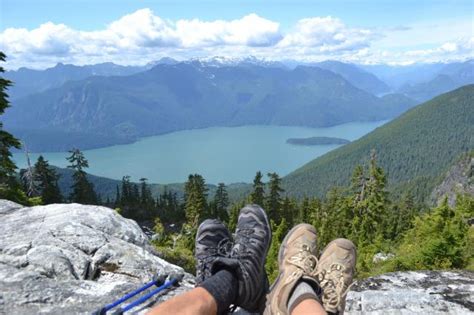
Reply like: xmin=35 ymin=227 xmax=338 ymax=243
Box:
xmin=96 ymin=277 xmax=162 ymax=314
xmin=120 ymin=278 xmax=177 ymax=313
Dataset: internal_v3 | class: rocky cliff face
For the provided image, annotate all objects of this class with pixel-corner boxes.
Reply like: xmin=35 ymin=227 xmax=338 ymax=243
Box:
xmin=431 ymin=154 xmax=473 ymax=206
xmin=0 ymin=200 xmax=473 ymax=314
xmin=0 ymin=200 xmax=194 ymax=315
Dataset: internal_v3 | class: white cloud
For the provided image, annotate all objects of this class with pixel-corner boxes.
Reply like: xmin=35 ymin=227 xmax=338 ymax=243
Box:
xmin=175 ymin=14 xmax=282 ymax=47
xmin=278 ymin=17 xmax=377 ymax=52
xmin=0 ymin=8 xmax=472 ymax=69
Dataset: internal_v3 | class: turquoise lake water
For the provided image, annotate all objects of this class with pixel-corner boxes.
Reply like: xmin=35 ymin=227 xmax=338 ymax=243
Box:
xmin=13 ymin=121 xmax=387 ymax=184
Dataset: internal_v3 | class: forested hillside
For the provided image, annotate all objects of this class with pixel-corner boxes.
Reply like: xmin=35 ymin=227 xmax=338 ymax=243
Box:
xmin=283 ymin=85 xmax=474 ymax=202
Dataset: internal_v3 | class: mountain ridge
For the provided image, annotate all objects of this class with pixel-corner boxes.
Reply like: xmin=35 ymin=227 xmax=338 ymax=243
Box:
xmin=5 ymin=62 xmax=416 ymax=152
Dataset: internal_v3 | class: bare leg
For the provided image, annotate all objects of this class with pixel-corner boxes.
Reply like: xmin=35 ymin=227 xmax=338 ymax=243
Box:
xmin=291 ymin=298 xmax=327 ymax=315
xmin=146 ymin=287 xmax=217 ymax=315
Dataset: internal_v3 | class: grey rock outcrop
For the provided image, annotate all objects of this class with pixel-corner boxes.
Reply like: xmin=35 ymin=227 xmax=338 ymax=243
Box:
xmin=431 ymin=154 xmax=473 ymax=206
xmin=346 ymin=270 xmax=474 ymax=314
xmin=0 ymin=200 xmax=194 ymax=315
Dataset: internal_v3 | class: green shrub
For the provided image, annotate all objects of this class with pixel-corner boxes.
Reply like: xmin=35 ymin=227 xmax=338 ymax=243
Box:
xmin=389 ymin=196 xmax=471 ymax=271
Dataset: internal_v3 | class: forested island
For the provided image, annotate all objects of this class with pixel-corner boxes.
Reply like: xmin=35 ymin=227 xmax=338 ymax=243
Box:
xmin=286 ymin=136 xmax=350 ymax=146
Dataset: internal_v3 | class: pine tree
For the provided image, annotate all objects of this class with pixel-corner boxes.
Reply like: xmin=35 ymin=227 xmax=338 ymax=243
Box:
xmin=20 ymin=146 xmax=38 ymax=197
xmin=184 ymin=174 xmax=208 ymax=225
xmin=227 ymin=201 xmax=244 ymax=232
xmin=266 ymin=172 xmax=284 ymax=223
xmin=265 ymin=218 xmax=288 ymax=282
xmin=356 ymin=150 xmax=389 ymax=245
xmin=296 ymin=197 xmax=310 ymax=224
xmin=250 ymin=171 xmax=266 ymax=206
xmin=120 ymin=176 xmax=131 ymax=205
xmin=67 ymin=149 xmax=98 ymax=204
xmin=114 ymin=185 xmax=121 ymax=207
xmin=139 ymin=177 xmax=154 ymax=211
xmin=387 ymin=192 xmax=416 ymax=240
xmin=34 ymin=155 xmax=62 ymax=204
xmin=0 ymin=52 xmax=23 ymax=201
xmin=281 ymin=196 xmax=297 ymax=227
xmin=213 ymin=183 xmax=229 ymax=222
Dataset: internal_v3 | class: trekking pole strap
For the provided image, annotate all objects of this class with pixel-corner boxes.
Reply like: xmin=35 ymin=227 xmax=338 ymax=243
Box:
xmin=92 ymin=275 xmax=166 ymax=315
xmin=119 ymin=278 xmax=178 ymax=313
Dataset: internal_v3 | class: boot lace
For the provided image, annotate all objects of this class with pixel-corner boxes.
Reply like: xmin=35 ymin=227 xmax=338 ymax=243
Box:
xmin=197 ymin=238 xmax=233 ymax=276
xmin=232 ymin=228 xmax=255 ymax=258
xmin=317 ymin=263 xmax=354 ymax=311
xmin=285 ymin=243 xmax=319 ymax=284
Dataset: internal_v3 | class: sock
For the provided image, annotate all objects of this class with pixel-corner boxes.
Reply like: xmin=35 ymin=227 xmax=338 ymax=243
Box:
xmin=198 ymin=269 xmax=238 ymax=314
xmin=287 ymin=280 xmax=321 ymax=314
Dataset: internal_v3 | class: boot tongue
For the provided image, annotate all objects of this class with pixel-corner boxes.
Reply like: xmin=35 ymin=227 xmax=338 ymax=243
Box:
xmin=301 ymin=276 xmax=323 ymax=297
xmin=210 ymin=256 xmax=240 ymax=275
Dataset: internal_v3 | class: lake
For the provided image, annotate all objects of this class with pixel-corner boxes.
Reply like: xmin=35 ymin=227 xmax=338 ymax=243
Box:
xmin=13 ymin=121 xmax=387 ymax=184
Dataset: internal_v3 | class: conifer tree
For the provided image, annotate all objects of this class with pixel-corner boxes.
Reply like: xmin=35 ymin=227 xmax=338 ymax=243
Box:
xmin=67 ymin=149 xmax=97 ymax=204
xmin=120 ymin=176 xmax=131 ymax=205
xmin=0 ymin=52 xmax=23 ymax=201
xmin=140 ymin=178 xmax=154 ymax=207
xmin=266 ymin=172 xmax=284 ymax=223
xmin=114 ymin=185 xmax=121 ymax=207
xmin=250 ymin=171 xmax=265 ymax=206
xmin=281 ymin=196 xmax=297 ymax=227
xmin=184 ymin=174 xmax=208 ymax=225
xmin=213 ymin=183 xmax=229 ymax=222
xmin=265 ymin=218 xmax=288 ymax=282
xmin=34 ymin=155 xmax=62 ymax=204
xmin=308 ymin=198 xmax=323 ymax=229
xmin=387 ymin=192 xmax=416 ymax=240
xmin=296 ymin=197 xmax=310 ymax=224
xmin=356 ymin=151 xmax=389 ymax=245
xmin=227 ymin=201 xmax=244 ymax=232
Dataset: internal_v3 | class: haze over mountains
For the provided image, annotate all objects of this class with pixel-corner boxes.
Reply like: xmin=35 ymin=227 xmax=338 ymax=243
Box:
xmin=4 ymin=57 xmax=472 ymax=152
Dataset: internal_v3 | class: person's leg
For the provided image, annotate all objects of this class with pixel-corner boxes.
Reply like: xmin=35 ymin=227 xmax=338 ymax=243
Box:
xmin=146 ymin=287 xmax=217 ymax=315
xmin=264 ymin=223 xmax=325 ymax=315
xmin=148 ymin=219 xmax=236 ymax=315
xmin=264 ymin=224 xmax=356 ymax=315
xmin=291 ymin=299 xmax=327 ymax=315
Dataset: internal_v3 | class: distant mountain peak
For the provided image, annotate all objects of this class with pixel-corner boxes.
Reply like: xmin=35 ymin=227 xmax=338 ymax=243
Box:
xmin=186 ymin=55 xmax=284 ymax=68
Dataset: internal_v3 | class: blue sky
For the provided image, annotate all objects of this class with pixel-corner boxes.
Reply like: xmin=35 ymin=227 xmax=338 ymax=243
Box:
xmin=1 ymin=0 xmax=472 ymax=69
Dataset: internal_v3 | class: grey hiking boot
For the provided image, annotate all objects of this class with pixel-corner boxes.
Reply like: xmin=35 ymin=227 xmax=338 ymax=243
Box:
xmin=316 ymin=238 xmax=357 ymax=315
xmin=195 ymin=219 xmax=232 ymax=285
xmin=214 ymin=204 xmax=272 ymax=313
xmin=264 ymin=223 xmax=321 ymax=315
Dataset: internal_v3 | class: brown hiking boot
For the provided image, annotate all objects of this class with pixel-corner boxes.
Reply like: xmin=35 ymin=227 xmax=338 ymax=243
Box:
xmin=264 ymin=223 xmax=321 ymax=315
xmin=316 ymin=238 xmax=356 ymax=314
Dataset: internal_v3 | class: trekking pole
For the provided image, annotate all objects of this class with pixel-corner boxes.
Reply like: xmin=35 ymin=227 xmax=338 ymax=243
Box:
xmin=110 ymin=274 xmax=183 ymax=315
xmin=92 ymin=274 xmax=167 ymax=315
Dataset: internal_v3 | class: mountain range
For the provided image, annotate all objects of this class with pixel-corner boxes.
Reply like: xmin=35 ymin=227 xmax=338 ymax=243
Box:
xmin=397 ymin=60 xmax=474 ymax=101
xmin=311 ymin=60 xmax=390 ymax=95
xmin=282 ymin=85 xmax=474 ymax=202
xmin=4 ymin=62 xmax=416 ymax=151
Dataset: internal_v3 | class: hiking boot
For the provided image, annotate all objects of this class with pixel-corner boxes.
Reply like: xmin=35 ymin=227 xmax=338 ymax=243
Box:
xmin=316 ymin=238 xmax=356 ymax=315
xmin=214 ymin=204 xmax=272 ymax=313
xmin=264 ymin=223 xmax=321 ymax=315
xmin=195 ymin=219 xmax=232 ymax=285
